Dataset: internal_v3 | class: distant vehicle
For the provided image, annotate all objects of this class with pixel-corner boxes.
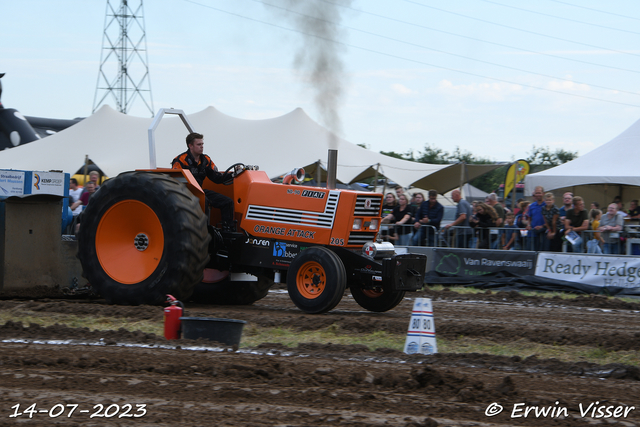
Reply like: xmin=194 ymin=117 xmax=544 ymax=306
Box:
xmin=441 ymin=205 xmax=457 ymax=227
xmin=497 ymin=183 xmax=525 ymax=209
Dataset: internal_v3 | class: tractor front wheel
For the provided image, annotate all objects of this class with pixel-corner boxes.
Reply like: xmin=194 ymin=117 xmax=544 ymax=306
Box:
xmin=287 ymin=247 xmax=346 ymax=314
xmin=77 ymin=172 xmax=210 ymax=305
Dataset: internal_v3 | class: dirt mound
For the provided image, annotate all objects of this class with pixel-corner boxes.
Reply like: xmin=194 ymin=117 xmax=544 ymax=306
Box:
xmin=0 ymin=300 xmax=163 ymax=321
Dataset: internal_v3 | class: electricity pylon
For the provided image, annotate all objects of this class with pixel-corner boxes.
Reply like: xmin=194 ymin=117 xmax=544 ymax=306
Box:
xmin=93 ymin=0 xmax=154 ymax=117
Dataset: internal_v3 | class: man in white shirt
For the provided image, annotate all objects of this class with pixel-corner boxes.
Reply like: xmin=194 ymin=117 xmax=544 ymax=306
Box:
xmin=68 ymin=178 xmax=83 ymax=217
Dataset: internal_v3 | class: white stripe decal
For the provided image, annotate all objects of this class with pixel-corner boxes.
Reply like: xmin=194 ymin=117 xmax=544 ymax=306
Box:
xmin=246 ymin=191 xmax=340 ymax=229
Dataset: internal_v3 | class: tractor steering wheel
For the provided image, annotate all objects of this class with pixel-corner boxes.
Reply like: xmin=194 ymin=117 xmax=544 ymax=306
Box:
xmin=223 ymin=163 xmax=246 ymax=185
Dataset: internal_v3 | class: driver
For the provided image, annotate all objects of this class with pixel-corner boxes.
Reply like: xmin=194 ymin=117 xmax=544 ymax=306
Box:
xmin=172 ymin=132 xmax=235 ymax=231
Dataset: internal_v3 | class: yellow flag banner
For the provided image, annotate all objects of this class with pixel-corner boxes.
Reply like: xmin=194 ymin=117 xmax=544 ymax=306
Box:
xmin=504 ymin=160 xmax=530 ymax=199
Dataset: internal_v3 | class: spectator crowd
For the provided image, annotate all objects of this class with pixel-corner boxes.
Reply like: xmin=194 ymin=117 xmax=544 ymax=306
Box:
xmin=67 ymin=173 xmax=640 ymax=255
xmin=65 ymin=171 xmax=102 ymax=234
xmin=380 ymin=184 xmax=640 ymax=254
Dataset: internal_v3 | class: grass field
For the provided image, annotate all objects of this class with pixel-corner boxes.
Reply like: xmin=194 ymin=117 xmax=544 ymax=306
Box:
xmin=2 ymin=296 xmax=638 ymax=367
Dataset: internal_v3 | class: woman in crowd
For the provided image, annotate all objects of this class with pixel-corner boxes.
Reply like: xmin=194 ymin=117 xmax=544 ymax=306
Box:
xmin=542 ymin=192 xmax=562 ymax=252
xmin=383 ymin=194 xmax=413 ymax=246
xmin=469 ymin=202 xmax=497 ymax=249
xmin=382 ymin=192 xmax=397 ymax=217
xmin=380 ymin=192 xmax=398 ymax=242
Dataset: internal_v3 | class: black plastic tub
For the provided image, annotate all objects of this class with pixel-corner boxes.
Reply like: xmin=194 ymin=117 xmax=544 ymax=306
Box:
xmin=179 ymin=317 xmax=246 ymax=346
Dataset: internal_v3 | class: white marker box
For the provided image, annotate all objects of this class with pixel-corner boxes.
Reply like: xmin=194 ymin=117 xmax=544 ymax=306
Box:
xmin=404 ymin=298 xmax=437 ymax=355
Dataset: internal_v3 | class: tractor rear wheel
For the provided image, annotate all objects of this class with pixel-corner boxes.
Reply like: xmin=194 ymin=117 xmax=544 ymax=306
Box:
xmin=350 ymin=285 xmax=405 ymax=312
xmin=77 ymin=172 xmax=210 ymax=305
xmin=287 ymin=247 xmax=346 ymax=314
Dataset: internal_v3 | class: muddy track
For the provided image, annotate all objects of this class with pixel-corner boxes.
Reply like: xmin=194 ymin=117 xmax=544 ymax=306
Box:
xmin=1 ymin=287 xmax=639 ymax=426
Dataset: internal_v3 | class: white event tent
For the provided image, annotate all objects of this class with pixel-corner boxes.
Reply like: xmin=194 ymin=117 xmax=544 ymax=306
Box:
xmin=525 ymin=117 xmax=640 ymax=206
xmin=0 ymin=105 xmax=501 ymax=194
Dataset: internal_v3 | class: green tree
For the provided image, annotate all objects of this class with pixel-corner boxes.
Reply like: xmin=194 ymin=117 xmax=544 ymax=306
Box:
xmin=450 ymin=147 xmax=493 ymax=164
xmin=554 ymin=148 xmax=579 ymax=164
xmin=375 ymin=143 xmax=577 ymax=195
xmin=380 ymin=150 xmax=415 ymax=161
xmin=526 ymin=146 xmax=578 ymax=172
xmin=416 ymin=144 xmax=451 ymax=164
xmin=470 ymin=165 xmax=510 ymax=194
xmin=417 ymin=144 xmax=502 ymax=193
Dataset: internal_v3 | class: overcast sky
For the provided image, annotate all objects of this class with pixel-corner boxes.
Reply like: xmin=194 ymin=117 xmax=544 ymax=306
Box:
xmin=2 ymin=0 xmax=640 ymax=162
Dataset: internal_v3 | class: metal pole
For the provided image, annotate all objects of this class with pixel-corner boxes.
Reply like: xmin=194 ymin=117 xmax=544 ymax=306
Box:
xmin=512 ymin=161 xmax=518 ymax=212
xmin=83 ymin=155 xmax=89 ymax=185
xmin=373 ymin=163 xmax=380 ymax=192
xmin=147 ymin=108 xmax=195 ymax=169
xmin=459 ymin=162 xmax=465 ymax=198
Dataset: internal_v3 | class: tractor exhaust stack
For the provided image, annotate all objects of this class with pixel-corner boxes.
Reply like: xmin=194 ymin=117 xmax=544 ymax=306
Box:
xmin=327 ymin=149 xmax=337 ymax=190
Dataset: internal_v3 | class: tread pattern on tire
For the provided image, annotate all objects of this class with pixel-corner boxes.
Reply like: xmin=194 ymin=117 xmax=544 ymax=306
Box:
xmin=77 ymin=172 xmax=210 ymax=305
xmin=350 ymin=285 xmax=405 ymax=313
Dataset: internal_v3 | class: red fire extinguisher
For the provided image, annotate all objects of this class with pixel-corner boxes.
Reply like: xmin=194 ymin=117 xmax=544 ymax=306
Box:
xmin=164 ymin=294 xmax=184 ymax=340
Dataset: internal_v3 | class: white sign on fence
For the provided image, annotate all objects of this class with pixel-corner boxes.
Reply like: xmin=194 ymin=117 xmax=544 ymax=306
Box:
xmin=0 ymin=171 xmax=25 ymax=196
xmin=404 ymin=298 xmax=437 ymax=355
xmin=536 ymin=253 xmax=640 ymax=288
xmin=31 ymin=171 xmax=65 ymax=196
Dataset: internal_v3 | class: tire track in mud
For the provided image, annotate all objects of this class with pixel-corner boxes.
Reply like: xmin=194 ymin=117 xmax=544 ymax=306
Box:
xmin=1 ymin=288 xmax=640 ymax=426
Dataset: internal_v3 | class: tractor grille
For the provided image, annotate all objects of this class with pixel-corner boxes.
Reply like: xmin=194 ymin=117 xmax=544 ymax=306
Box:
xmin=354 ymin=195 xmax=382 ymax=216
xmin=348 ymin=231 xmax=378 ymax=246
xmin=246 ymin=191 xmax=340 ymax=228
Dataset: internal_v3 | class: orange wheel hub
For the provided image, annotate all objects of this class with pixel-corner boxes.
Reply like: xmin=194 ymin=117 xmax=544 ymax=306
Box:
xmin=96 ymin=200 xmax=164 ymax=284
xmin=296 ymin=261 xmax=326 ymax=299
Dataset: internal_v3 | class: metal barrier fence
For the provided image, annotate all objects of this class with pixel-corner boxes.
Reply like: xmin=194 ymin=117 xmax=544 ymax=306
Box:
xmin=381 ymin=223 xmax=640 ymax=254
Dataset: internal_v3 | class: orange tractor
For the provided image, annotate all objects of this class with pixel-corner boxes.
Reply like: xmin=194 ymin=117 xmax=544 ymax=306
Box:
xmin=77 ymin=109 xmax=426 ymax=314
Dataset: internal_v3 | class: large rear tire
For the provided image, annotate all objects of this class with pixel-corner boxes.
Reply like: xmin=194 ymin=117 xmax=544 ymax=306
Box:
xmin=77 ymin=172 xmax=210 ymax=305
xmin=286 ymin=247 xmax=346 ymax=314
xmin=350 ymin=285 xmax=405 ymax=312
